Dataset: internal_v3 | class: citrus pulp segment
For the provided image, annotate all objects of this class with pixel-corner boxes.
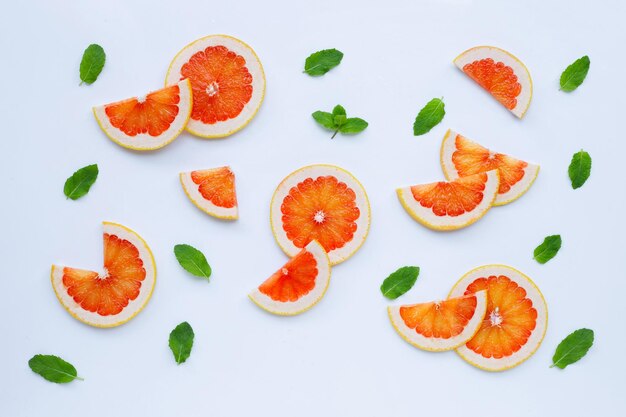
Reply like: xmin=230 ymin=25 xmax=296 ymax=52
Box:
xmin=180 ymin=166 xmax=238 ymax=220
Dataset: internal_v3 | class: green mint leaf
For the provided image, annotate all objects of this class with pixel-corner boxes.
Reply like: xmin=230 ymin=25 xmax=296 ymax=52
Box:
xmin=551 ymin=328 xmax=594 ymax=369
xmin=304 ymin=49 xmax=343 ymax=76
xmin=413 ymin=98 xmax=445 ymax=136
xmin=560 ymin=56 xmax=590 ymax=92
xmin=339 ymin=118 xmax=368 ymax=134
xmin=312 ymin=111 xmax=336 ymax=130
xmin=28 ymin=354 xmax=83 ymax=383
xmin=334 ymin=114 xmax=347 ymax=126
xmin=380 ymin=266 xmax=420 ymax=300
xmin=169 ymin=322 xmax=195 ymax=365
xmin=79 ymin=44 xmax=106 ymax=85
xmin=332 ymin=105 xmax=346 ymax=117
xmin=568 ymin=150 xmax=592 ymax=189
xmin=533 ymin=235 xmax=562 ymax=264
xmin=63 ymin=164 xmax=99 ymax=200
xmin=174 ymin=244 xmax=212 ymax=280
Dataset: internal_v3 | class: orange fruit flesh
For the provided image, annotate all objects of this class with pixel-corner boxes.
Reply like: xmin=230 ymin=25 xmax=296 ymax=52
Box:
xmin=105 ymin=85 xmax=181 ymax=136
xmin=259 ymin=248 xmax=318 ymax=302
xmin=281 ymin=176 xmax=360 ymax=253
xmin=463 ymin=275 xmax=537 ymax=359
xmin=62 ymin=234 xmax=146 ymax=316
xmin=191 ymin=167 xmax=237 ymax=208
xmin=410 ymin=173 xmax=487 ymax=217
xmin=181 ymin=45 xmax=253 ymax=124
xmin=400 ymin=295 xmax=478 ymax=338
xmin=463 ymin=58 xmax=521 ymax=110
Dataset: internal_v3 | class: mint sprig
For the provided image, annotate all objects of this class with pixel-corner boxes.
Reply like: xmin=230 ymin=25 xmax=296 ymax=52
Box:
xmin=533 ymin=235 xmax=562 ymax=264
xmin=79 ymin=44 xmax=106 ymax=85
xmin=64 ymin=164 xmax=99 ymax=200
xmin=28 ymin=354 xmax=83 ymax=383
xmin=551 ymin=328 xmax=594 ymax=369
xmin=312 ymin=105 xmax=368 ymax=139
xmin=380 ymin=266 xmax=420 ymax=300
xmin=174 ymin=244 xmax=212 ymax=281
xmin=560 ymin=56 xmax=590 ymax=92
xmin=304 ymin=49 xmax=343 ymax=76
xmin=413 ymin=98 xmax=445 ymax=136
xmin=568 ymin=150 xmax=592 ymax=189
xmin=169 ymin=322 xmax=195 ymax=365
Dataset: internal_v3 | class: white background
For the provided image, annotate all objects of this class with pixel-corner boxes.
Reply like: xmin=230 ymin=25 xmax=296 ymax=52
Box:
xmin=1 ymin=0 xmax=625 ymax=416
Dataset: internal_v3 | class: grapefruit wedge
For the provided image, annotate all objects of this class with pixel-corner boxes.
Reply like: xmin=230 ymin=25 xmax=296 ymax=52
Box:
xmin=449 ymin=265 xmax=548 ymax=371
xmin=93 ymin=79 xmax=192 ymax=150
xmin=397 ymin=170 xmax=499 ymax=231
xmin=388 ymin=291 xmax=487 ymax=352
xmin=441 ymin=130 xmax=539 ymax=205
xmin=454 ymin=46 xmax=532 ymax=118
xmin=270 ymin=164 xmax=370 ymax=265
xmin=180 ymin=166 xmax=238 ymax=220
xmin=166 ymin=35 xmax=265 ymax=138
xmin=249 ymin=240 xmax=331 ymax=316
xmin=51 ymin=222 xmax=156 ymax=328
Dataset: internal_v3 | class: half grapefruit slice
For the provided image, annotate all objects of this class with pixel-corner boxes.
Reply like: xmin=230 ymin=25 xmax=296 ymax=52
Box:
xmin=51 ymin=222 xmax=156 ymax=328
xmin=166 ymin=35 xmax=265 ymax=138
xmin=249 ymin=240 xmax=331 ymax=316
xmin=93 ymin=79 xmax=192 ymax=150
xmin=180 ymin=166 xmax=238 ymax=220
xmin=449 ymin=265 xmax=548 ymax=371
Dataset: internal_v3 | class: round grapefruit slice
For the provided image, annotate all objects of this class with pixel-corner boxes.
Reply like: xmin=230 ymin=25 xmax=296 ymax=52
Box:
xmin=270 ymin=164 xmax=370 ymax=265
xmin=51 ymin=222 xmax=156 ymax=328
xmin=180 ymin=166 xmax=238 ymax=220
xmin=396 ymin=170 xmax=499 ymax=231
xmin=449 ymin=265 xmax=548 ymax=371
xmin=454 ymin=46 xmax=532 ymax=118
xmin=165 ymin=35 xmax=265 ymax=138
xmin=440 ymin=130 xmax=539 ymax=206
xmin=93 ymin=79 xmax=192 ymax=150
xmin=249 ymin=240 xmax=331 ymax=316
xmin=388 ymin=291 xmax=487 ymax=352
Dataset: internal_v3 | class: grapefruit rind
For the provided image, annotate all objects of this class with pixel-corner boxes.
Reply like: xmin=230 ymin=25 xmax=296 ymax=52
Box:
xmin=440 ymin=129 xmax=540 ymax=206
xmin=93 ymin=79 xmax=192 ymax=151
xmin=388 ymin=290 xmax=488 ymax=352
xmin=50 ymin=222 xmax=157 ymax=328
xmin=180 ymin=168 xmax=238 ymax=220
xmin=165 ymin=34 xmax=266 ymax=138
xmin=454 ymin=46 xmax=532 ymax=119
xmin=448 ymin=264 xmax=548 ymax=372
xmin=248 ymin=240 xmax=331 ymax=316
xmin=270 ymin=164 xmax=371 ymax=266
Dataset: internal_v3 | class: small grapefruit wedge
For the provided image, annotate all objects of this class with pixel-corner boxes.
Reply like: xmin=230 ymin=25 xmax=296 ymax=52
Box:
xmin=440 ymin=130 xmax=539 ymax=205
xmin=270 ymin=164 xmax=370 ymax=265
xmin=396 ymin=170 xmax=499 ymax=231
xmin=454 ymin=46 xmax=532 ymax=118
xmin=51 ymin=222 xmax=156 ymax=328
xmin=449 ymin=265 xmax=548 ymax=371
xmin=180 ymin=166 xmax=238 ymax=220
xmin=166 ymin=35 xmax=265 ymax=138
xmin=93 ymin=79 xmax=192 ymax=150
xmin=249 ymin=240 xmax=331 ymax=316
xmin=388 ymin=291 xmax=487 ymax=352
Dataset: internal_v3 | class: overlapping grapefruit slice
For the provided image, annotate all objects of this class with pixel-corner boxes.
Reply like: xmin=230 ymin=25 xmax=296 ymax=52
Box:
xmin=455 ymin=46 xmax=532 ymax=118
xmin=166 ymin=35 xmax=265 ymax=138
xmin=51 ymin=222 xmax=156 ymax=328
xmin=93 ymin=79 xmax=192 ymax=150
xmin=180 ymin=166 xmax=238 ymax=220
xmin=441 ymin=130 xmax=539 ymax=205
xmin=249 ymin=240 xmax=331 ymax=315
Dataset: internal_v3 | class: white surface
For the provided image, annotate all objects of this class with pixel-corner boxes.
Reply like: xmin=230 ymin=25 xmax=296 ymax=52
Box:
xmin=1 ymin=0 xmax=625 ymax=416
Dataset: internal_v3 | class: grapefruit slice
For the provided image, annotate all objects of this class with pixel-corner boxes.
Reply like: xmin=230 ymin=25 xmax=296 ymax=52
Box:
xmin=388 ymin=291 xmax=487 ymax=352
xmin=454 ymin=46 xmax=532 ymax=118
xmin=180 ymin=166 xmax=238 ymax=220
xmin=396 ymin=170 xmax=499 ymax=231
xmin=249 ymin=240 xmax=331 ymax=316
xmin=440 ymin=130 xmax=539 ymax=205
xmin=93 ymin=79 xmax=192 ymax=150
xmin=51 ymin=222 xmax=156 ymax=328
xmin=165 ymin=35 xmax=265 ymax=138
xmin=270 ymin=164 xmax=370 ymax=265
xmin=449 ymin=265 xmax=548 ymax=371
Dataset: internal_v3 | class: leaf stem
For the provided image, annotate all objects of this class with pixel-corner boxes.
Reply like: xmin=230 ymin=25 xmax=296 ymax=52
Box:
xmin=331 ymin=129 xmax=339 ymax=139
xmin=74 ymin=375 xmax=85 ymax=381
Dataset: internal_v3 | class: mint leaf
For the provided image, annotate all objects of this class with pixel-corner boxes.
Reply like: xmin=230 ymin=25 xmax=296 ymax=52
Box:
xmin=312 ymin=104 xmax=368 ymax=139
xmin=332 ymin=105 xmax=346 ymax=117
xmin=304 ymin=49 xmax=343 ymax=76
xmin=332 ymin=105 xmax=347 ymax=125
xmin=413 ymin=98 xmax=445 ymax=136
xmin=380 ymin=266 xmax=420 ymax=300
xmin=169 ymin=322 xmax=195 ymax=365
xmin=568 ymin=150 xmax=592 ymax=189
xmin=533 ymin=235 xmax=562 ymax=264
xmin=79 ymin=44 xmax=106 ymax=85
xmin=174 ymin=244 xmax=211 ymax=280
xmin=28 ymin=354 xmax=83 ymax=383
xmin=560 ymin=56 xmax=590 ymax=92
xmin=551 ymin=328 xmax=594 ymax=369
xmin=340 ymin=118 xmax=368 ymax=134
xmin=64 ymin=164 xmax=99 ymax=200
xmin=312 ymin=111 xmax=335 ymax=129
